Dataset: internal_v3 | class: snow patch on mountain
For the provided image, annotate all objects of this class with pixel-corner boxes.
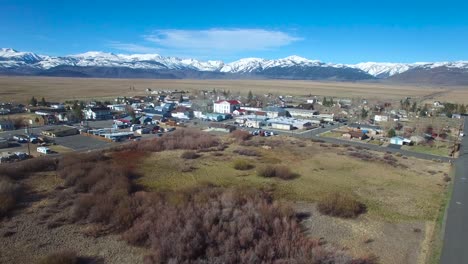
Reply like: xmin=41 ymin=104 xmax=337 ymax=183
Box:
xmin=1 ymin=48 xmax=468 ymax=77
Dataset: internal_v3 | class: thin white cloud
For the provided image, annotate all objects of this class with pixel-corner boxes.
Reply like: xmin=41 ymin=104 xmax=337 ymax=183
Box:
xmin=144 ymin=28 xmax=301 ymax=52
xmin=108 ymin=42 xmax=161 ymax=53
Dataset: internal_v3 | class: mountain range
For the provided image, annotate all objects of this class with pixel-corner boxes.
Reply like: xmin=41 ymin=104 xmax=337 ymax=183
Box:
xmin=1 ymin=48 xmax=468 ymax=85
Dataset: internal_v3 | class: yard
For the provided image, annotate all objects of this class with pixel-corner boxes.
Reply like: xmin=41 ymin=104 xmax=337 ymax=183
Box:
xmin=402 ymin=141 xmax=453 ymax=157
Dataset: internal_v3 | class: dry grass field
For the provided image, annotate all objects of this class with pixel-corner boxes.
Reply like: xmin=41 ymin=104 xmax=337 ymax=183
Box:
xmin=137 ymin=136 xmax=450 ymax=264
xmin=1 ymin=76 xmax=466 ymax=103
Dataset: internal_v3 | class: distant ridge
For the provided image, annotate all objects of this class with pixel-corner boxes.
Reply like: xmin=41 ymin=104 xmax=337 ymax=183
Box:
xmin=1 ymin=48 xmax=468 ymax=84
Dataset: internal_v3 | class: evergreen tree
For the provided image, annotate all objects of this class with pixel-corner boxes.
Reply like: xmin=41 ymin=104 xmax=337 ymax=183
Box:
xmin=247 ymin=90 xmax=253 ymax=102
xmin=387 ymin=128 xmax=396 ymax=138
xmin=72 ymin=101 xmax=84 ymax=121
xmin=459 ymin=104 xmax=466 ymax=114
xmin=411 ymin=102 xmax=417 ymax=113
xmin=361 ymin=108 xmax=368 ymax=119
xmin=179 ymin=94 xmax=184 ymax=103
xmin=322 ymin=97 xmax=328 ymax=106
xmin=40 ymin=97 xmax=47 ymax=106
xmin=29 ymin=96 xmax=37 ymax=107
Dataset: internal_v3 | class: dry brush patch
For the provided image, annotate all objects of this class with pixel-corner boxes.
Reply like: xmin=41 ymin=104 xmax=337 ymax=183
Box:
xmin=317 ymin=192 xmax=367 ymax=219
xmin=257 ymin=165 xmax=298 ymax=180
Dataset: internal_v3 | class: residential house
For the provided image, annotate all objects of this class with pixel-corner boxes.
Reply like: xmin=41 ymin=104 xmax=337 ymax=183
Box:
xmin=343 ymin=131 xmax=369 ymax=140
xmin=83 ymin=106 xmax=112 ymax=120
xmin=374 ymin=115 xmax=389 ymax=122
xmin=213 ymin=100 xmax=241 ymax=114
xmin=390 ymin=136 xmax=412 ymax=146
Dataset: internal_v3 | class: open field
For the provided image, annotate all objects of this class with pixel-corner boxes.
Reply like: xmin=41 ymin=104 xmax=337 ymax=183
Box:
xmin=1 ymin=76 xmax=466 ymax=103
xmin=137 ymin=136 xmax=450 ymax=264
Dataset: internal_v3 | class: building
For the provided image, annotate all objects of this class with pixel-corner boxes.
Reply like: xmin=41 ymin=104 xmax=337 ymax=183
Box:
xmin=263 ymin=106 xmax=289 ymax=118
xmin=374 ymin=115 xmax=389 ymax=122
xmin=83 ymin=106 xmax=112 ymax=120
xmin=343 ymin=131 xmax=369 ymax=140
xmin=390 ymin=136 xmax=412 ymax=146
xmin=42 ymin=126 xmax=79 ymax=137
xmin=267 ymin=117 xmax=313 ymax=130
xmin=213 ymin=100 xmax=241 ymax=114
xmin=285 ymin=108 xmax=319 ymax=118
xmin=0 ymin=120 xmax=14 ymax=131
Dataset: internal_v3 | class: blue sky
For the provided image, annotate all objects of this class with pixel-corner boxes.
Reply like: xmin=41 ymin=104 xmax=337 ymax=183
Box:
xmin=1 ymin=0 xmax=468 ymax=63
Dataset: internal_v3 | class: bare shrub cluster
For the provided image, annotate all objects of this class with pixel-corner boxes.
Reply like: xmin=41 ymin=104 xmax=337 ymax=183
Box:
xmin=57 ymin=152 xmax=137 ymax=231
xmin=130 ymin=129 xmax=219 ymax=152
xmin=0 ymin=156 xmax=57 ymax=180
xmin=317 ymin=192 xmax=366 ymax=218
xmin=181 ymin=151 xmax=201 ymax=159
xmin=347 ymin=150 xmax=407 ymax=168
xmin=233 ymin=148 xmax=259 ymax=156
xmin=233 ymin=159 xmax=255 ymax=170
xmin=0 ymin=178 xmax=22 ymax=217
xmin=230 ymin=130 xmax=252 ymax=141
xmin=123 ymin=187 xmax=367 ymax=264
xmin=0 ymin=156 xmax=56 ymax=217
xmin=38 ymin=250 xmax=79 ymax=264
xmin=257 ymin=165 xmax=298 ymax=180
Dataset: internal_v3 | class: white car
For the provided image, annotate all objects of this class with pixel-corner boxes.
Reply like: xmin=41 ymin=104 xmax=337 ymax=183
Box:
xmin=461 ymin=132 xmax=465 ymax=137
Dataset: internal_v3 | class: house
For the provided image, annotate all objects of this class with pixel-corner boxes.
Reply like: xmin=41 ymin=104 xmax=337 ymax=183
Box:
xmin=390 ymin=136 xmax=412 ymax=146
xmin=0 ymin=120 xmax=14 ymax=131
xmin=233 ymin=109 xmax=247 ymax=116
xmin=374 ymin=115 xmax=389 ymax=122
xmin=343 ymin=131 xmax=369 ymax=140
xmin=171 ymin=106 xmax=194 ymax=120
xmin=42 ymin=126 xmax=79 ymax=137
xmin=213 ymin=100 xmax=241 ymax=114
xmin=108 ymin=104 xmax=128 ymax=112
xmin=83 ymin=106 xmax=112 ymax=120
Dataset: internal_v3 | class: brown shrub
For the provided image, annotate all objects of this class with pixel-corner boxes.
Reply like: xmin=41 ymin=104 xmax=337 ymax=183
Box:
xmin=0 ymin=156 xmax=57 ymax=179
xmin=124 ymin=187 xmax=361 ymax=264
xmin=181 ymin=151 xmax=200 ymax=159
xmin=133 ymin=129 xmax=219 ymax=152
xmin=38 ymin=251 xmax=78 ymax=264
xmin=257 ymin=165 xmax=297 ymax=180
xmin=231 ymin=130 xmax=252 ymax=141
xmin=233 ymin=159 xmax=254 ymax=170
xmin=233 ymin=148 xmax=259 ymax=156
xmin=0 ymin=178 xmax=22 ymax=217
xmin=317 ymin=192 xmax=366 ymax=218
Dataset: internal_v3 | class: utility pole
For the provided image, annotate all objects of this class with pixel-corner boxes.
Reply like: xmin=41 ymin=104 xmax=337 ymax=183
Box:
xmin=25 ymin=124 xmax=31 ymax=156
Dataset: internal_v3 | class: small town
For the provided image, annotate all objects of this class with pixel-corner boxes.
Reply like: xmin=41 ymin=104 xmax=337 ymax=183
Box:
xmin=0 ymin=88 xmax=465 ymax=163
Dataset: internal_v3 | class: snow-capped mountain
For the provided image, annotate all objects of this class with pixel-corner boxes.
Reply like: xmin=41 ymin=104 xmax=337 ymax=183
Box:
xmin=1 ymin=48 xmax=468 ymax=84
xmin=350 ymin=61 xmax=468 ymax=78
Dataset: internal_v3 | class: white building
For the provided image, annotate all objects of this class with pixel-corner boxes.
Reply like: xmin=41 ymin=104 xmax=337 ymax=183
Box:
xmin=374 ymin=115 xmax=389 ymax=122
xmin=213 ymin=100 xmax=241 ymax=114
xmin=83 ymin=106 xmax=112 ymax=120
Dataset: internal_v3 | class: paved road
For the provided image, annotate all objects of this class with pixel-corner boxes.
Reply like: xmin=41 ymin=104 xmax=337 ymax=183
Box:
xmin=441 ymin=117 xmax=468 ymax=264
xmin=237 ymin=122 xmax=452 ymax=162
